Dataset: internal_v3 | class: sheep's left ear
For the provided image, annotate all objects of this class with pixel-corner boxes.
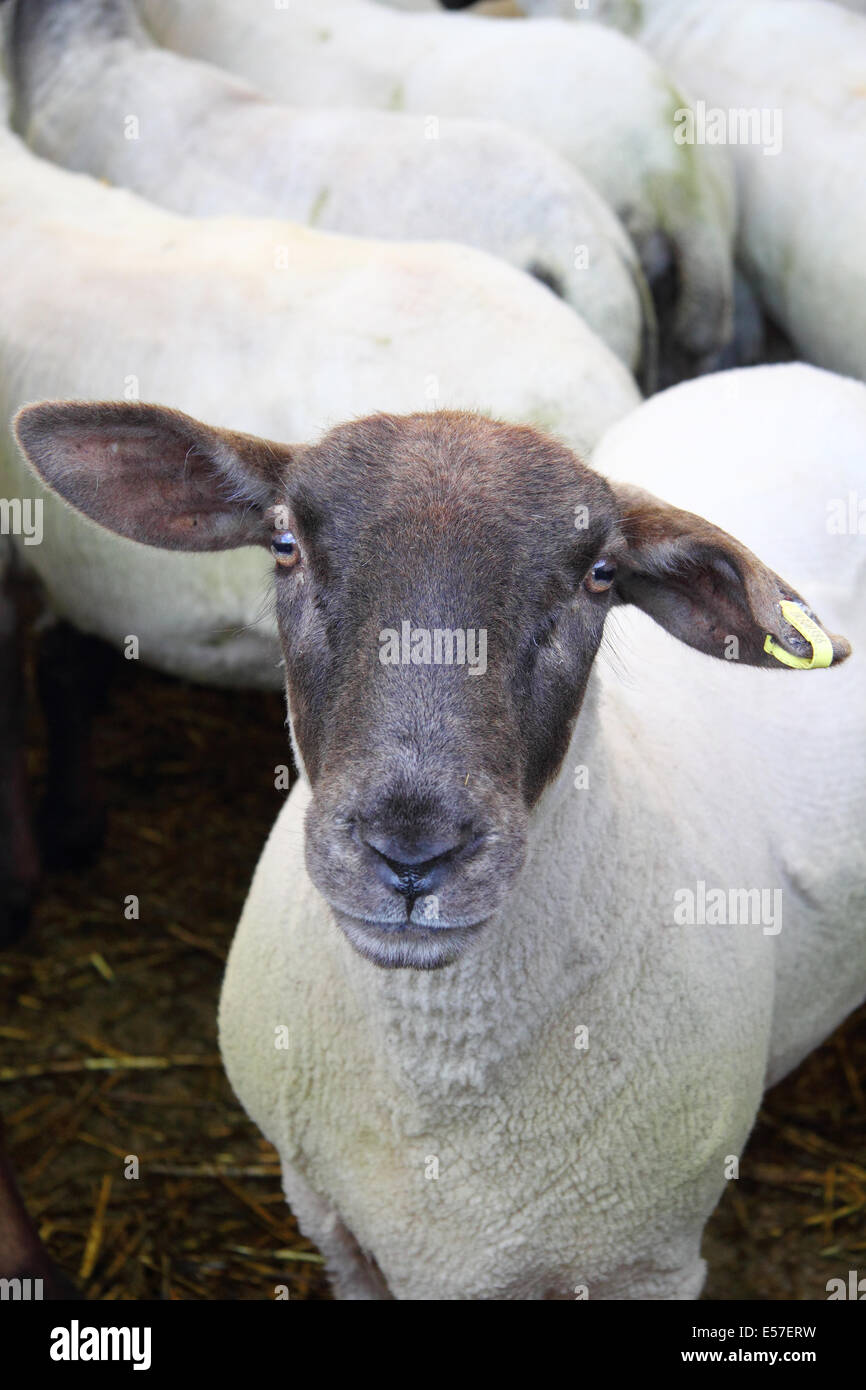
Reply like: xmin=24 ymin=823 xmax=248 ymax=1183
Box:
xmin=610 ymin=482 xmax=851 ymax=668
xmin=13 ymin=399 xmax=297 ymax=551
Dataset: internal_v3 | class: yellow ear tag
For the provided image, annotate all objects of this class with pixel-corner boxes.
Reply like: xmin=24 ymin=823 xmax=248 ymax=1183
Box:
xmin=764 ymin=599 xmax=833 ymax=669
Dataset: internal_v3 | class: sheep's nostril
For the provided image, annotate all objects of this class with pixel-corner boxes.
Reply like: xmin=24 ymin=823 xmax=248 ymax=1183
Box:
xmin=368 ymin=850 xmax=438 ymax=900
xmin=360 ymin=826 xmax=478 ymax=898
xmin=391 ymin=868 xmax=432 ymax=903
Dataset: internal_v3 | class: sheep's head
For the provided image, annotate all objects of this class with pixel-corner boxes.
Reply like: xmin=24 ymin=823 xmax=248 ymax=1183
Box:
xmin=15 ymin=401 xmax=851 ymax=969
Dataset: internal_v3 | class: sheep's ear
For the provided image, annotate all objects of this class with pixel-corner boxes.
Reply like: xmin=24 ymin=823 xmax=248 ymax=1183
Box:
xmin=611 ymin=483 xmax=851 ymax=668
xmin=13 ymin=400 xmax=296 ymax=551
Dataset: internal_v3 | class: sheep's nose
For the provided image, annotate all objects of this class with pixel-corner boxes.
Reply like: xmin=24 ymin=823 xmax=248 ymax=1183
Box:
xmin=361 ymin=827 xmax=474 ymax=898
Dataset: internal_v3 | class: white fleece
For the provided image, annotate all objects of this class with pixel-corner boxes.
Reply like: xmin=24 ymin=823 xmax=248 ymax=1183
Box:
xmin=219 ymin=364 xmax=866 ymax=1298
xmin=504 ymin=0 xmax=866 ymax=19
xmin=140 ymin=0 xmax=736 ymax=362
xmin=0 ymin=128 xmax=637 ymax=688
xmin=536 ymin=0 xmax=866 ymax=382
xmin=435 ymin=0 xmax=866 ymax=23
xmin=11 ymin=0 xmax=646 ymax=372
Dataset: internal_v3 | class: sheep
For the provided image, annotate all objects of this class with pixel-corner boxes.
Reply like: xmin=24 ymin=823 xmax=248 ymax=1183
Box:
xmin=630 ymin=0 xmax=866 ymax=384
xmin=382 ymin=0 xmax=526 ymax=10
xmin=0 ymin=124 xmax=638 ymax=943
xmin=429 ymin=0 xmax=644 ymax=22
xmin=498 ymin=0 xmax=866 ymax=18
xmin=503 ymin=0 xmax=866 ymax=382
xmin=139 ymin=0 xmax=738 ymax=379
xmin=382 ymin=0 xmax=597 ymax=12
xmin=424 ymin=0 xmax=866 ymax=19
xmin=5 ymin=0 xmax=650 ymax=378
xmin=14 ymin=361 xmax=865 ymax=1299
xmin=0 ymin=128 xmax=637 ymax=681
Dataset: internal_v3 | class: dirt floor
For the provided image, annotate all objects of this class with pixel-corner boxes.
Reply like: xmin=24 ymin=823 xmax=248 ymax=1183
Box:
xmin=1 ymin=631 xmax=863 ymax=1301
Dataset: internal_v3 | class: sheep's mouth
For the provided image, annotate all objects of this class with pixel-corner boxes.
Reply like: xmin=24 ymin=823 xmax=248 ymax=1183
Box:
xmin=305 ymin=806 xmax=526 ymax=967
xmin=361 ymin=917 xmax=471 ymax=933
xmin=334 ymin=911 xmax=487 ymax=970
xmin=339 ymin=904 xmax=489 ymax=932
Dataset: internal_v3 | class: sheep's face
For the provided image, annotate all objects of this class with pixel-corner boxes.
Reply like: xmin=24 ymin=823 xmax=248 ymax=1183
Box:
xmin=273 ymin=413 xmax=622 ymax=969
xmin=15 ymin=400 xmax=850 ymax=972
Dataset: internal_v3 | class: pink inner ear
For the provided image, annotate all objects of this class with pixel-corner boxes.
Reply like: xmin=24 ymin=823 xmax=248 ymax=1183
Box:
xmin=14 ymin=402 xmax=274 ymax=553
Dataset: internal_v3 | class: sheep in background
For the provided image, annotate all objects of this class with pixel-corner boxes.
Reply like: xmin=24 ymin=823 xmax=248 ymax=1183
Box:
xmin=482 ymin=0 xmax=866 ymax=383
xmin=6 ymin=0 xmax=651 ymax=379
xmin=0 ymin=126 xmax=638 ymax=942
xmin=629 ymin=0 xmax=866 ymax=385
xmin=0 ymin=129 xmax=637 ymax=677
xmin=139 ymin=0 xmax=738 ymax=382
xmin=379 ymin=0 xmax=526 ymax=10
xmin=415 ymin=0 xmax=866 ymax=20
xmin=426 ymin=0 xmax=645 ymax=23
xmin=15 ymin=361 xmax=865 ymax=1297
xmin=499 ymin=0 xmax=866 ymax=18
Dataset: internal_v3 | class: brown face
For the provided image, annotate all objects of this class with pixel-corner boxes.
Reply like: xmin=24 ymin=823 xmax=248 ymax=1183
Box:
xmin=14 ymin=399 xmax=851 ymax=972
xmin=270 ymin=413 xmax=623 ymax=968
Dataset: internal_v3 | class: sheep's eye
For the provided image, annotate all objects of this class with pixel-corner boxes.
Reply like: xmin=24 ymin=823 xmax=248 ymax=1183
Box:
xmin=585 ymin=557 xmax=617 ymax=594
xmin=271 ymin=531 xmax=301 ymax=569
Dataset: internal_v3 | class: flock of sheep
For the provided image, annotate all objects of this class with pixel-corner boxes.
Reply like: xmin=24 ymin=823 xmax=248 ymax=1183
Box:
xmin=0 ymin=0 xmax=865 ymax=1302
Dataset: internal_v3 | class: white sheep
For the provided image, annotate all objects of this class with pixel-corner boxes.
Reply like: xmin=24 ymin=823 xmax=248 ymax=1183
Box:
xmin=507 ymin=0 xmax=866 ymax=382
xmin=15 ymin=362 xmax=865 ymax=1298
xmin=380 ymin=0 xmax=527 ymax=10
xmin=377 ymin=0 xmax=619 ymax=13
xmin=506 ymin=0 xmax=866 ymax=17
xmin=632 ymin=0 xmax=866 ymax=384
xmin=0 ymin=125 xmax=637 ymax=689
xmin=417 ymin=0 xmax=866 ymax=19
xmin=6 ymin=0 xmax=649 ymax=375
xmin=139 ymin=0 xmax=737 ymax=374
xmin=437 ymin=0 xmax=646 ymax=22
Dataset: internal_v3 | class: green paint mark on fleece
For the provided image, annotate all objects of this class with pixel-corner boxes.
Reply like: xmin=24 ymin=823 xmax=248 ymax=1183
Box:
xmin=309 ymin=187 xmax=331 ymax=226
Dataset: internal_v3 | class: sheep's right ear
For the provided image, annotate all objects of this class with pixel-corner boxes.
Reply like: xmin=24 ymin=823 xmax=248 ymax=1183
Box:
xmin=13 ymin=400 xmax=297 ymax=551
